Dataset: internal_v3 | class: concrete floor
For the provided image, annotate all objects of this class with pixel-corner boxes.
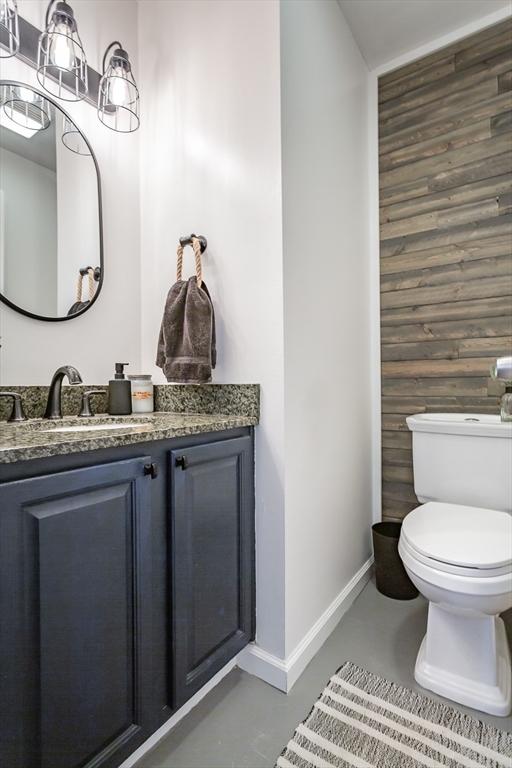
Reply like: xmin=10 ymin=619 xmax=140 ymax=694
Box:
xmin=136 ymin=580 xmax=512 ymax=768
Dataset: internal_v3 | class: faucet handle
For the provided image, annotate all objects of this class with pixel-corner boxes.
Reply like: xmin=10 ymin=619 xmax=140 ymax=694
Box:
xmin=79 ymin=390 xmax=107 ymax=418
xmin=0 ymin=392 xmax=27 ymax=422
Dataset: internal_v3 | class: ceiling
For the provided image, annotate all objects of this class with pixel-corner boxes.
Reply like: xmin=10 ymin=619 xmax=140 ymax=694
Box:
xmin=338 ymin=0 xmax=511 ymax=69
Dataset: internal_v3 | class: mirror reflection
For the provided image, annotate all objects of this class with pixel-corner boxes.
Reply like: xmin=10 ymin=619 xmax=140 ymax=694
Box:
xmin=0 ymin=82 xmax=102 ymax=320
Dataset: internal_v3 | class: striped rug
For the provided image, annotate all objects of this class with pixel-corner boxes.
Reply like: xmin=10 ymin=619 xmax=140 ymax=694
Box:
xmin=276 ymin=662 xmax=512 ymax=768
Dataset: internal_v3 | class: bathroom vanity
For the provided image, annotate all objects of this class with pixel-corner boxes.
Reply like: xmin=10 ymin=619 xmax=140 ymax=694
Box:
xmin=0 ymin=406 xmax=257 ymax=768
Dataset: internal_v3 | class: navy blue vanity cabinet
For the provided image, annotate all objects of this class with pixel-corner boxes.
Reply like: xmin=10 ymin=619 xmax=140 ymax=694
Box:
xmin=171 ymin=435 xmax=255 ymax=706
xmin=0 ymin=457 xmax=154 ymax=768
xmin=0 ymin=426 xmax=255 ymax=768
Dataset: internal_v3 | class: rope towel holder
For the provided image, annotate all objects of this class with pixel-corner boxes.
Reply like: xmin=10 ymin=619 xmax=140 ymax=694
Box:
xmin=176 ymin=233 xmax=208 ymax=289
xmin=75 ymin=267 xmax=97 ymax=303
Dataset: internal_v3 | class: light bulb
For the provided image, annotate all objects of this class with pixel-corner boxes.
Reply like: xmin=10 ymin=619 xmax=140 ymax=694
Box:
xmin=107 ymin=66 xmax=130 ymax=107
xmin=49 ymin=20 xmax=74 ymax=69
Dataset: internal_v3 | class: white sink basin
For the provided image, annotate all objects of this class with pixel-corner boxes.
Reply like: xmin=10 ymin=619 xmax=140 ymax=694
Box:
xmin=43 ymin=423 xmax=148 ymax=434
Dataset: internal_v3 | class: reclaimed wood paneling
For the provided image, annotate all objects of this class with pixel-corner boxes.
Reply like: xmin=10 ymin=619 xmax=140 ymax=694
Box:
xmin=379 ymin=92 xmax=512 ymax=155
xmin=379 ymin=19 xmax=512 ymax=89
xmin=379 ymin=20 xmax=512 ymax=522
xmin=380 ymin=50 xmax=512 ymax=123
xmin=380 ymin=235 xmax=512 ymax=274
xmin=381 ymin=315 xmax=512 ymax=344
xmin=380 ymin=176 xmax=512 ymax=225
xmin=381 ymin=295 xmax=512 ymax=325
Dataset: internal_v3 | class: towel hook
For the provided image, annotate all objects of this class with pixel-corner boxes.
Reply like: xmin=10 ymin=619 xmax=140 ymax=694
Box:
xmin=79 ymin=266 xmax=101 ymax=282
xmin=179 ymin=234 xmax=207 ymax=253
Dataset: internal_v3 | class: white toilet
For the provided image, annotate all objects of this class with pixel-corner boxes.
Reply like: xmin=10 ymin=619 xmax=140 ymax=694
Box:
xmin=398 ymin=413 xmax=512 ymax=716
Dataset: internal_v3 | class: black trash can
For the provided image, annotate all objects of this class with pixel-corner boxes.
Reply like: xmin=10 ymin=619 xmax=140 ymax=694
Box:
xmin=372 ymin=522 xmax=418 ymax=600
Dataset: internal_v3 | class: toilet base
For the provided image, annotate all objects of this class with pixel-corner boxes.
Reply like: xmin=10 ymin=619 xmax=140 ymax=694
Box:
xmin=415 ymin=610 xmax=512 ymax=716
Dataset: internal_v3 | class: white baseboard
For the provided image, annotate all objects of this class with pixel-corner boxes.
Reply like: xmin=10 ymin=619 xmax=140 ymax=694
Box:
xmin=238 ymin=556 xmax=374 ymax=692
xmin=119 ymin=656 xmax=239 ymax=768
xmin=236 ymin=639 xmax=289 ymax=691
xmin=122 ymin=557 xmax=373 ymax=765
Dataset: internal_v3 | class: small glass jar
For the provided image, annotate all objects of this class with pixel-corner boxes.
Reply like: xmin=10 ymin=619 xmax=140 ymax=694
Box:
xmin=501 ymin=386 xmax=512 ymax=422
xmin=128 ymin=374 xmax=154 ymax=413
xmin=490 ymin=358 xmax=512 ymax=422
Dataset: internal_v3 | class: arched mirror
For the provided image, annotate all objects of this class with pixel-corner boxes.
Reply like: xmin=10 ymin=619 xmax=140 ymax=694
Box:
xmin=0 ymin=81 xmax=103 ymax=321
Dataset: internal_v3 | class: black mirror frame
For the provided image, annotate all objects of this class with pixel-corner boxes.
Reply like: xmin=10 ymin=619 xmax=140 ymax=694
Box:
xmin=0 ymin=79 xmax=104 ymax=322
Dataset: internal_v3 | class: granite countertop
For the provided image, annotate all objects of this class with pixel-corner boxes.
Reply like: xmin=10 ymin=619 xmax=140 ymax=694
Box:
xmin=0 ymin=412 xmax=258 ymax=464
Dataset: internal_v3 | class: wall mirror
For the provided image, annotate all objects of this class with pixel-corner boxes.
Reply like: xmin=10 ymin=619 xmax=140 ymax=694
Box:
xmin=0 ymin=81 xmax=103 ymax=321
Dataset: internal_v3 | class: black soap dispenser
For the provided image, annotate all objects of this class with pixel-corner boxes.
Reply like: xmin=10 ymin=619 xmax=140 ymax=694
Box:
xmin=108 ymin=363 xmax=132 ymax=415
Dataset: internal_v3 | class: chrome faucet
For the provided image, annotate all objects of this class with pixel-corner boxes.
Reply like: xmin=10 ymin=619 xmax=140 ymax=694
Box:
xmin=44 ymin=365 xmax=83 ymax=420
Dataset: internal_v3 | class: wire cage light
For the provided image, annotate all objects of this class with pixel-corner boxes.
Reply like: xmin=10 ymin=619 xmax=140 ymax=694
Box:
xmin=37 ymin=1 xmax=87 ymax=101
xmin=1 ymin=84 xmax=51 ymax=137
xmin=61 ymin=115 xmax=91 ymax=155
xmin=98 ymin=41 xmax=139 ymax=133
xmin=0 ymin=0 xmax=19 ymax=58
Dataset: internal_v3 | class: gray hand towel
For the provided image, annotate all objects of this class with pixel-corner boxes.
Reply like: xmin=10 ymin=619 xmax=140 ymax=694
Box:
xmin=156 ymin=276 xmax=216 ymax=384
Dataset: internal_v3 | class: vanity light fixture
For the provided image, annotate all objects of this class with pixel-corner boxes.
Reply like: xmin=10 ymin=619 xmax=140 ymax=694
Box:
xmin=0 ymin=84 xmax=51 ymax=138
xmin=98 ymin=41 xmax=139 ymax=133
xmin=61 ymin=115 xmax=91 ymax=155
xmin=0 ymin=0 xmax=19 ymax=57
xmin=37 ymin=1 xmax=87 ymax=101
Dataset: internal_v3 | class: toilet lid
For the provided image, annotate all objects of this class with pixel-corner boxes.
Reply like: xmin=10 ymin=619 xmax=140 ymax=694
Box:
xmin=401 ymin=502 xmax=512 ymax=570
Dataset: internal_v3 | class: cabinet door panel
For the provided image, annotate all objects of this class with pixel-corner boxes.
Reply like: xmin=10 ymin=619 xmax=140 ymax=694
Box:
xmin=171 ymin=436 xmax=254 ymax=706
xmin=0 ymin=458 xmax=152 ymax=768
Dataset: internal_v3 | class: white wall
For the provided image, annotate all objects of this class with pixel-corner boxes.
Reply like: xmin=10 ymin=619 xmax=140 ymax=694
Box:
xmin=138 ymin=0 xmax=373 ymax=670
xmin=0 ymin=147 xmax=57 ymax=316
xmin=0 ymin=0 xmax=140 ymax=385
xmin=280 ymin=0 xmax=372 ymax=655
xmin=0 ymin=0 xmax=375 ymax=681
xmin=137 ymin=0 xmax=287 ymax=658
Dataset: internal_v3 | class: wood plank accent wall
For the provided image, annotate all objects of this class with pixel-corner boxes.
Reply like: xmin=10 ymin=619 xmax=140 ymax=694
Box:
xmin=379 ymin=19 xmax=512 ymax=522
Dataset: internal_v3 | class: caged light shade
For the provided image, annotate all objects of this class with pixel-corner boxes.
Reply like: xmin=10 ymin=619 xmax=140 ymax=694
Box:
xmin=61 ymin=115 xmax=91 ymax=155
xmin=37 ymin=1 xmax=87 ymax=101
xmin=1 ymin=84 xmax=51 ymax=138
xmin=98 ymin=42 xmax=139 ymax=133
xmin=0 ymin=0 xmax=19 ymax=58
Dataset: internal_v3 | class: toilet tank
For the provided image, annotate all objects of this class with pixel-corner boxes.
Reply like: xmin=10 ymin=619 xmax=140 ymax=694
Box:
xmin=406 ymin=413 xmax=512 ymax=513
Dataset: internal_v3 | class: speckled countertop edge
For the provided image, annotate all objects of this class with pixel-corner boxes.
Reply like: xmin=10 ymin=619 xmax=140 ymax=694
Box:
xmin=0 ymin=412 xmax=258 ymax=464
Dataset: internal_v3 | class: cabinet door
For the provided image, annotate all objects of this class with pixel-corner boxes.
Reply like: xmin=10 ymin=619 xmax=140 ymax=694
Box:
xmin=171 ymin=435 xmax=255 ymax=706
xmin=0 ymin=457 xmax=153 ymax=768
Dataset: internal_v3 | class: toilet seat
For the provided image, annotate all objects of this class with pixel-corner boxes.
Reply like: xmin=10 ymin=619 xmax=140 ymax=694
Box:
xmin=401 ymin=502 xmax=512 ymax=575
xmin=399 ymin=536 xmax=512 ymax=597
xmin=399 ymin=535 xmax=512 ymax=579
